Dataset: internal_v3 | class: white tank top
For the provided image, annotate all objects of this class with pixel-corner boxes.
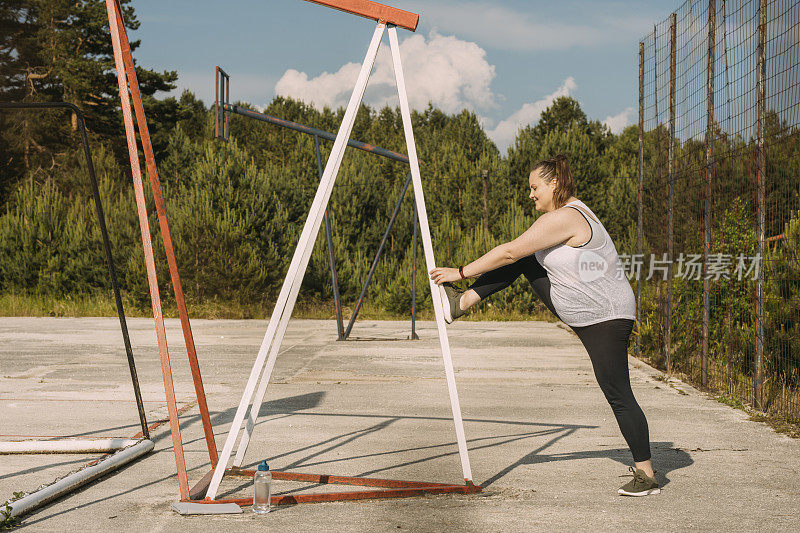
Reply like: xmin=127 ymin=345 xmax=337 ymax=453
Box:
xmin=534 ymin=200 xmax=636 ymax=327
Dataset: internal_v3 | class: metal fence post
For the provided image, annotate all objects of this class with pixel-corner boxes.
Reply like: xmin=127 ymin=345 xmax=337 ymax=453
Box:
xmin=667 ymin=12 xmax=676 ymax=374
xmin=702 ymin=0 xmax=716 ymax=387
xmin=637 ymin=41 xmax=644 ymax=360
xmin=755 ymin=0 xmax=766 ymax=409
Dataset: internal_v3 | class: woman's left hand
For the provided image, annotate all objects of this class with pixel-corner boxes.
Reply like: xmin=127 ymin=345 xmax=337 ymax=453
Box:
xmin=429 ymin=267 xmax=461 ymax=285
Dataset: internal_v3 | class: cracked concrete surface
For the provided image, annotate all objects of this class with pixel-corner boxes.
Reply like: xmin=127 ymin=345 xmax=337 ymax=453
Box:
xmin=0 ymin=318 xmax=798 ymax=532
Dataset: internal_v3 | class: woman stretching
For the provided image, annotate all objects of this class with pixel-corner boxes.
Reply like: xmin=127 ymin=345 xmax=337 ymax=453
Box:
xmin=429 ymin=154 xmax=660 ymax=497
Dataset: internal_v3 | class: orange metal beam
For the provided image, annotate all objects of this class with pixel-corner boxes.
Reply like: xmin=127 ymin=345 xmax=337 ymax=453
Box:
xmin=111 ymin=0 xmax=219 ymax=470
xmin=190 ymin=468 xmax=482 ymax=505
xmin=188 ymin=468 xmax=480 ymax=506
xmin=304 ymin=0 xmax=418 ymax=31
xmin=105 ymin=0 xmax=189 ymax=499
xmin=200 ymin=484 xmax=480 ymax=506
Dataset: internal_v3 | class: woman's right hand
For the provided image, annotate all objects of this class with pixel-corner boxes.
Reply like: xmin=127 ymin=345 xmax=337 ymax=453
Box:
xmin=429 ymin=267 xmax=461 ymax=285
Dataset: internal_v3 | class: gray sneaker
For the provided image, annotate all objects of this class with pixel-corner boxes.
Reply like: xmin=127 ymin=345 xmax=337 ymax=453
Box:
xmin=618 ymin=467 xmax=660 ymax=496
xmin=439 ymin=282 xmax=466 ymax=324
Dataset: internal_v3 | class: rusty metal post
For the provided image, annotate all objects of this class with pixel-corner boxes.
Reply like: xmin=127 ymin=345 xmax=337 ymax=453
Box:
xmin=215 ymin=66 xmax=219 ymax=139
xmin=637 ymin=41 xmax=644 ymax=360
xmin=315 ymin=135 xmax=345 ymax=340
xmin=653 ymin=26 xmax=659 ymax=124
xmin=109 ymin=0 xmax=218 ymax=475
xmin=755 ymin=0 xmax=766 ymax=409
xmin=105 ymin=0 xmax=190 ymax=499
xmin=666 ymin=13 xmax=676 ymax=374
xmin=702 ymin=0 xmax=716 ymax=387
xmin=411 ymin=200 xmax=419 ymax=340
xmin=215 ymin=68 xmax=230 ymax=141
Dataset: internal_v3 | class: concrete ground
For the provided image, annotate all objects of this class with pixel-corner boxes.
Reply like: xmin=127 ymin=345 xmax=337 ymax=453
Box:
xmin=0 ymin=317 xmax=797 ymax=532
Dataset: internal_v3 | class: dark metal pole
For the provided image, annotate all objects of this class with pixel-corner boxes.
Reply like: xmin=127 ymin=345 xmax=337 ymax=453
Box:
xmin=411 ymin=200 xmax=419 ymax=340
xmin=223 ymin=103 xmax=409 ymax=164
xmin=0 ymin=102 xmax=149 ymax=439
xmin=755 ymin=0 xmax=766 ymax=409
xmin=315 ymin=135 xmax=345 ymax=340
xmin=637 ymin=42 xmax=645 ymax=360
xmin=667 ymin=12 xmax=676 ymax=375
xmin=482 ymin=169 xmax=489 ymax=255
xmin=224 ymin=71 xmax=230 ymax=141
xmin=215 ymin=66 xmax=220 ymax=139
xmin=343 ymin=172 xmax=414 ymax=339
xmin=702 ymin=0 xmax=716 ymax=387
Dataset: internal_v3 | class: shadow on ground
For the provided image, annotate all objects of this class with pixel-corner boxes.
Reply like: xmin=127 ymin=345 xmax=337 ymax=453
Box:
xmin=13 ymin=392 xmax=693 ymax=528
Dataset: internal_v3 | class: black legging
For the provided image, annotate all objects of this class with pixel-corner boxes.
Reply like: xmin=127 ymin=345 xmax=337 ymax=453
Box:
xmin=469 ymin=255 xmax=652 ymax=463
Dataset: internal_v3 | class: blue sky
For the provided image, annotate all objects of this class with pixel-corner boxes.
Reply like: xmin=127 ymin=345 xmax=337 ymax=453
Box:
xmin=130 ymin=0 xmax=674 ymax=152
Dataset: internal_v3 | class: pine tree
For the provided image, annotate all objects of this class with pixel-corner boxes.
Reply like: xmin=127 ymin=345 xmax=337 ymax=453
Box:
xmin=0 ymin=0 xmax=178 ymax=194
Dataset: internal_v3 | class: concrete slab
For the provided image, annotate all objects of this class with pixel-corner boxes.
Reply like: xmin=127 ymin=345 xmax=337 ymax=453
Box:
xmin=0 ymin=318 xmax=797 ymax=532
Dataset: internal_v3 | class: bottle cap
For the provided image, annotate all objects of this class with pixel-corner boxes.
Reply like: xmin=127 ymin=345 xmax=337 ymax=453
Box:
xmin=258 ymin=460 xmax=269 ymax=471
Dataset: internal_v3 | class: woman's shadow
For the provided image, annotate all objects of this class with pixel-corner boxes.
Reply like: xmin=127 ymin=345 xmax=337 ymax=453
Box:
xmin=483 ymin=441 xmax=692 ymax=489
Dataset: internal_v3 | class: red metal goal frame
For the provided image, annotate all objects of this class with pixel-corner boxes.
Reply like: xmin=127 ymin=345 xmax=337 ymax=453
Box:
xmin=105 ymin=0 xmax=479 ymax=506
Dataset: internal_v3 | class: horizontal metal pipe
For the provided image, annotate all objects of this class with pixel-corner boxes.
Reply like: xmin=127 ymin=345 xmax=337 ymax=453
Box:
xmin=0 ymin=101 xmax=83 ymax=114
xmin=0 ymin=438 xmax=142 ymax=454
xmin=8 ymin=439 xmax=154 ymax=518
xmin=223 ymin=103 xmax=409 ymax=164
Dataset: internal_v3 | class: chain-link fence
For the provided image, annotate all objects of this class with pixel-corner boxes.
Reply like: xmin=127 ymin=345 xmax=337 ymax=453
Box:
xmin=637 ymin=0 xmax=799 ymax=424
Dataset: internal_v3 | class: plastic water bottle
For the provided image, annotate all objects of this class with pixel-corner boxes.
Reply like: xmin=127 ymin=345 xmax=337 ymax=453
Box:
xmin=252 ymin=460 xmax=271 ymax=514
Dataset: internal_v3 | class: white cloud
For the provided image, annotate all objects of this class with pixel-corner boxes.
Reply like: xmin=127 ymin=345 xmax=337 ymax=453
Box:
xmin=603 ymin=107 xmax=636 ymax=134
xmin=275 ymin=64 xmax=362 ymax=110
xmin=486 ymin=77 xmax=578 ymax=153
xmin=274 ymin=31 xmax=497 ymax=114
xmin=404 ymin=1 xmax=658 ymax=52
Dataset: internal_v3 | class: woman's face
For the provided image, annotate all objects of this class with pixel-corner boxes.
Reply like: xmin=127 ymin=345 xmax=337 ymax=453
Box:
xmin=529 ymin=169 xmax=557 ymax=212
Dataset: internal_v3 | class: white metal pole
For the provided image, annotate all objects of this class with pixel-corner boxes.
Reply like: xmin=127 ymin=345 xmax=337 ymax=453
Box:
xmin=206 ymin=22 xmax=386 ymax=499
xmin=0 ymin=438 xmax=141 ymax=454
xmin=235 ymin=22 xmax=391 ymax=464
xmin=388 ymin=26 xmax=473 ymax=483
xmin=233 ymin=268 xmax=305 ymax=465
xmin=8 ymin=439 xmax=154 ymax=518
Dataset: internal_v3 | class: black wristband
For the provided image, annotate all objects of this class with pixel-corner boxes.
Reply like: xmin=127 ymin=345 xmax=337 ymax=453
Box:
xmin=459 ymin=266 xmax=465 ymax=279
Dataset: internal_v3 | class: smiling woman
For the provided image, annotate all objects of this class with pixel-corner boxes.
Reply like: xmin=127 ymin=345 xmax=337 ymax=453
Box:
xmin=429 ymin=153 xmax=661 ymax=497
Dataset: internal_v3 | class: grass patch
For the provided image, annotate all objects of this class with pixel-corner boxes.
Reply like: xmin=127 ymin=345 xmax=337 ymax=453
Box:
xmin=747 ymin=413 xmax=800 ymax=439
xmin=714 ymin=393 xmax=800 ymax=438
xmin=715 ymin=394 xmax=747 ymax=411
xmin=0 ymin=292 xmax=556 ymax=322
xmin=0 ymin=501 xmax=18 ymax=530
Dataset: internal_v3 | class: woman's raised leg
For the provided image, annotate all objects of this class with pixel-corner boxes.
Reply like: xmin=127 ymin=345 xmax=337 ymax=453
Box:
xmin=463 ymin=255 xmax=559 ymax=319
